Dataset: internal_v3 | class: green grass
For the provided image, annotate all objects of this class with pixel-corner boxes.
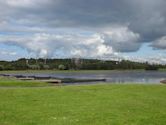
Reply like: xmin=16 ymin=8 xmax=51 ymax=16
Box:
xmin=0 ymin=77 xmax=50 ymax=87
xmin=159 ymin=68 xmax=166 ymax=71
xmin=0 ymin=69 xmax=146 ymax=74
xmin=0 ymin=84 xmax=166 ymax=125
xmin=0 ymin=81 xmax=49 ymax=87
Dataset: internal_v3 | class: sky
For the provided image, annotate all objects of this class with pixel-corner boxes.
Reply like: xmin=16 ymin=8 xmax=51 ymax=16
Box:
xmin=0 ymin=0 xmax=166 ymax=63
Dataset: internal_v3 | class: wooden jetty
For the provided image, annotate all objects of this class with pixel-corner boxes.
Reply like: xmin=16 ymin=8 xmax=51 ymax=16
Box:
xmin=18 ymin=77 xmax=35 ymax=80
xmin=160 ymin=80 xmax=166 ymax=84
xmin=39 ymin=79 xmax=62 ymax=83
xmin=0 ymin=73 xmax=106 ymax=84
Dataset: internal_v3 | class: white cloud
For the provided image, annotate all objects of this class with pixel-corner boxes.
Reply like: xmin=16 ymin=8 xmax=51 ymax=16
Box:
xmin=102 ymin=26 xmax=141 ymax=52
xmin=151 ymin=36 xmax=166 ymax=49
xmin=6 ymin=0 xmax=34 ymax=7
xmin=0 ymin=0 xmax=165 ymax=62
xmin=0 ymin=50 xmax=17 ymax=56
xmin=0 ymin=26 xmax=141 ymax=58
xmin=114 ymin=53 xmax=166 ymax=64
xmin=0 ymin=33 xmax=113 ymax=58
xmin=5 ymin=0 xmax=50 ymax=8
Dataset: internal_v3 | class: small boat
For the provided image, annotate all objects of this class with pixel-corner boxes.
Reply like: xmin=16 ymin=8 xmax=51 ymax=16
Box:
xmin=160 ymin=80 xmax=166 ymax=84
xmin=61 ymin=78 xmax=106 ymax=83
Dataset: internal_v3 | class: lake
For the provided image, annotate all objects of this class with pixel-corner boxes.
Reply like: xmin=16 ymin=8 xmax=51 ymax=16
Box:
xmin=8 ymin=70 xmax=166 ymax=84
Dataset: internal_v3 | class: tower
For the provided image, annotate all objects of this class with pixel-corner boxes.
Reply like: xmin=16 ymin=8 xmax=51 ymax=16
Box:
xmin=26 ymin=59 xmax=29 ymax=66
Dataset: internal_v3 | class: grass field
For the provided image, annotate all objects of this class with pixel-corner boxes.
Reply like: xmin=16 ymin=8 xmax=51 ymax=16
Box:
xmin=0 ymin=77 xmax=50 ymax=87
xmin=0 ymin=84 xmax=166 ymax=125
xmin=0 ymin=69 xmax=147 ymax=74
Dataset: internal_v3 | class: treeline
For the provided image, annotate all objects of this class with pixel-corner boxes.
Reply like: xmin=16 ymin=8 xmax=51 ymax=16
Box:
xmin=0 ymin=58 xmax=165 ymax=71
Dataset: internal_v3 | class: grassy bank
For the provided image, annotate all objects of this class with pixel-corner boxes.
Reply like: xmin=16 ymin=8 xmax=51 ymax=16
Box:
xmin=0 ymin=77 xmax=50 ymax=87
xmin=0 ymin=69 xmax=147 ymax=74
xmin=0 ymin=84 xmax=166 ymax=125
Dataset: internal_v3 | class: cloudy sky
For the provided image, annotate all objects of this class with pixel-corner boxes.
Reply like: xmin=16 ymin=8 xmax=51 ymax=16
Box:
xmin=0 ymin=0 xmax=166 ymax=63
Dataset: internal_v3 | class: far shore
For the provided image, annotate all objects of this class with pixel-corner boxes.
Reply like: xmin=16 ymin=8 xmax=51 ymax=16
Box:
xmin=0 ymin=69 xmax=166 ymax=74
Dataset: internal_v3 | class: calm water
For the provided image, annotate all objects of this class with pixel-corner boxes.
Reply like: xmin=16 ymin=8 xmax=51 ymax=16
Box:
xmin=10 ymin=71 xmax=166 ymax=84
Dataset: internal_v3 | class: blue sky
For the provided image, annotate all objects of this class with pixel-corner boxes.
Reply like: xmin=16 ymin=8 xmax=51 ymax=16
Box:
xmin=0 ymin=0 xmax=166 ymax=63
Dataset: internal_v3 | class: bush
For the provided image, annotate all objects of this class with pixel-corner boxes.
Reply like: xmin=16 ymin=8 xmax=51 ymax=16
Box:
xmin=58 ymin=64 xmax=66 ymax=70
xmin=145 ymin=65 xmax=159 ymax=70
xmin=0 ymin=65 xmax=4 ymax=71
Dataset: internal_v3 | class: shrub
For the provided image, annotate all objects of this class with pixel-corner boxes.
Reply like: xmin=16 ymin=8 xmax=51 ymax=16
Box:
xmin=0 ymin=65 xmax=4 ymax=71
xmin=58 ymin=64 xmax=66 ymax=70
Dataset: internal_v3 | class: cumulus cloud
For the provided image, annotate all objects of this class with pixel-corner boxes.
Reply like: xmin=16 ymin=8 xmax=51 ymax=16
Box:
xmin=0 ymin=50 xmax=17 ymax=56
xmin=151 ymin=36 xmax=166 ymax=49
xmin=0 ymin=0 xmax=165 ymax=60
xmin=102 ymin=26 xmax=140 ymax=52
xmin=0 ymin=33 xmax=113 ymax=58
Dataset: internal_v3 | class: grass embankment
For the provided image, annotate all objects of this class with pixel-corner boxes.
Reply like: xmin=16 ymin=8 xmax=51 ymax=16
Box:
xmin=0 ymin=77 xmax=50 ymax=87
xmin=0 ymin=69 xmax=146 ymax=74
xmin=0 ymin=84 xmax=166 ymax=125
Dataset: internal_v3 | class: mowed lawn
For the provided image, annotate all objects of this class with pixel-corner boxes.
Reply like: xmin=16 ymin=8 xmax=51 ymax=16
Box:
xmin=0 ymin=76 xmax=50 ymax=87
xmin=0 ymin=84 xmax=166 ymax=125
